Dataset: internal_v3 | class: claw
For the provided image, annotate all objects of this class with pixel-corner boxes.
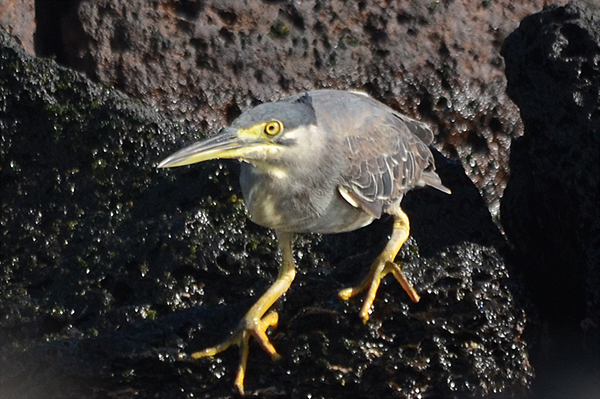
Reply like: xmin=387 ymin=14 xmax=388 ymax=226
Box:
xmin=192 ymin=310 xmax=282 ymax=396
xmin=338 ymin=210 xmax=419 ymax=323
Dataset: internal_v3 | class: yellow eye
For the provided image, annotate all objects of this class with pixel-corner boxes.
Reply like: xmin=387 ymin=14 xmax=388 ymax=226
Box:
xmin=264 ymin=121 xmax=282 ymax=136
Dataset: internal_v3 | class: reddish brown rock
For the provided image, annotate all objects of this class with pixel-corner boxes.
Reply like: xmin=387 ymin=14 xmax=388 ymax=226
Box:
xmin=0 ymin=0 xmax=35 ymax=54
xmin=55 ymin=0 xmax=567 ymax=216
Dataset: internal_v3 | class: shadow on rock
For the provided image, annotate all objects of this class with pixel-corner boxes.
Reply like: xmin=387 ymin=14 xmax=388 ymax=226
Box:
xmin=501 ymin=2 xmax=600 ymax=398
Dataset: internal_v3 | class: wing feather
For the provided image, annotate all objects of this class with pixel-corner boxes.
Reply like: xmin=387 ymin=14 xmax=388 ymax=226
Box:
xmin=339 ymin=111 xmax=445 ymax=217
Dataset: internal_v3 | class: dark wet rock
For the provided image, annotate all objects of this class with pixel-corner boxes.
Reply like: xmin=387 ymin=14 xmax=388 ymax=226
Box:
xmin=501 ymin=1 xmax=600 ymax=398
xmin=0 ymin=29 xmax=532 ymax=398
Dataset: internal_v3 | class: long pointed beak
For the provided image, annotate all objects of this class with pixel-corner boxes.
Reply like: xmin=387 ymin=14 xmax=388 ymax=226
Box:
xmin=158 ymin=128 xmax=260 ymax=168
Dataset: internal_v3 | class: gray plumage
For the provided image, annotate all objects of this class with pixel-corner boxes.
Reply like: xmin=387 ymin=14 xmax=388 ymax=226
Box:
xmin=237 ymin=90 xmax=449 ymax=234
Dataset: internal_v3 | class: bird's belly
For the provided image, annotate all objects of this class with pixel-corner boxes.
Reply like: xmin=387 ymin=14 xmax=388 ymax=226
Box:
xmin=245 ymin=191 xmax=374 ymax=234
xmin=300 ymin=194 xmax=375 ymax=233
xmin=241 ymin=167 xmax=374 ymax=234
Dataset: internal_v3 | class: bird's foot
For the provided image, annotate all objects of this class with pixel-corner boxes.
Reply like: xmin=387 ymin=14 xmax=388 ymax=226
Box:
xmin=191 ymin=311 xmax=281 ymax=396
xmin=338 ymin=259 xmax=420 ymax=324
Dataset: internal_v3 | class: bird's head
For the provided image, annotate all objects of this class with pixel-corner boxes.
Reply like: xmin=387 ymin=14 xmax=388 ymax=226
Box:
xmin=158 ymin=93 xmax=318 ymax=169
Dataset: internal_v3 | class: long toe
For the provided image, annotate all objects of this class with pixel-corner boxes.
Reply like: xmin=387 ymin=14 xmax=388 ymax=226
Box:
xmin=250 ymin=311 xmax=281 ymax=360
xmin=191 ymin=331 xmax=241 ymax=359
xmin=387 ymin=261 xmax=420 ymax=303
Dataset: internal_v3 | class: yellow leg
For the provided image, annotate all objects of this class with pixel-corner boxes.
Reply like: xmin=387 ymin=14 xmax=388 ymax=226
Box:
xmin=191 ymin=231 xmax=296 ymax=396
xmin=338 ymin=209 xmax=420 ymax=324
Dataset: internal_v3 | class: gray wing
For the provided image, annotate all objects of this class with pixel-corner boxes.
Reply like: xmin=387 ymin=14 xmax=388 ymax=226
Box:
xmin=339 ymin=111 xmax=447 ymax=218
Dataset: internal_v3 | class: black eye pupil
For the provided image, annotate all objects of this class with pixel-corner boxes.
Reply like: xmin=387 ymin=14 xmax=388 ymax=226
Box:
xmin=266 ymin=122 xmax=279 ymax=134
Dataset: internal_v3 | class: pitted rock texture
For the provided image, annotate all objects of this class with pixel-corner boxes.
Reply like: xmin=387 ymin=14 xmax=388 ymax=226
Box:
xmin=54 ymin=0 xmax=565 ymax=217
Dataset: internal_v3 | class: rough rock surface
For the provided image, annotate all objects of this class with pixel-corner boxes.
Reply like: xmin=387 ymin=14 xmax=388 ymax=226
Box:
xmin=4 ymin=0 xmax=599 ymax=397
xmin=0 ymin=0 xmax=34 ymax=55
xmin=53 ymin=0 xmax=565 ymax=217
xmin=501 ymin=1 xmax=600 ymax=398
xmin=0 ymin=30 xmax=532 ymax=398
